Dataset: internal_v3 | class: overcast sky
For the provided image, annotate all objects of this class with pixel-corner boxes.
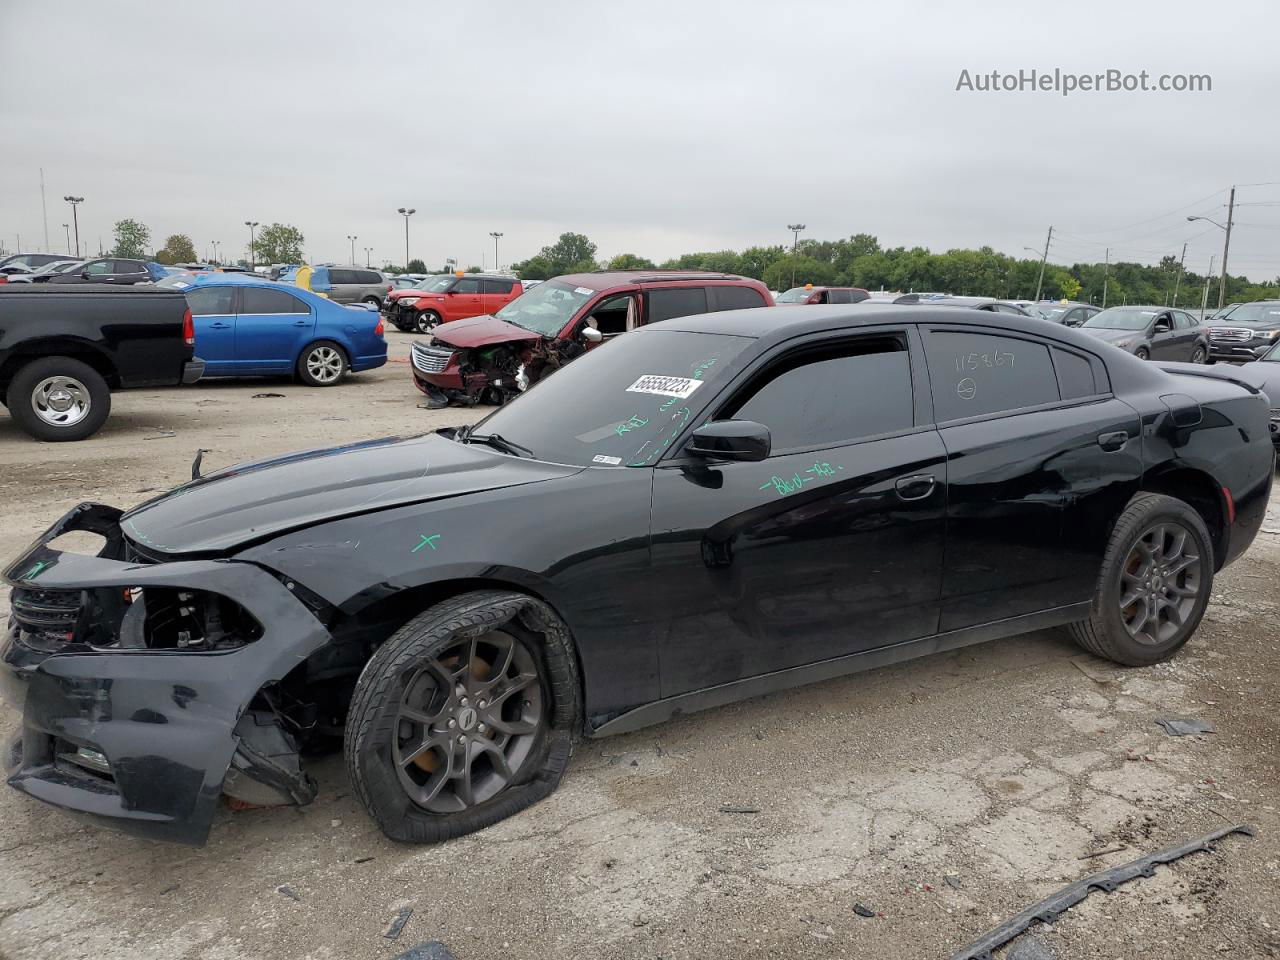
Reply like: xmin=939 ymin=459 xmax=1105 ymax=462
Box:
xmin=2 ymin=0 xmax=1277 ymax=279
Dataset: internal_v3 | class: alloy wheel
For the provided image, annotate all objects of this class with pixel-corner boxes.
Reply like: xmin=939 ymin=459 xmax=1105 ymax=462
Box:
xmin=306 ymin=346 xmax=344 ymax=384
xmin=415 ymin=312 xmax=437 ymax=334
xmin=32 ymin=376 xmax=91 ymax=427
xmin=393 ymin=630 xmax=544 ymax=813
xmin=1118 ymin=521 xmax=1202 ymax=646
xmin=1191 ymin=347 xmax=1206 ymax=364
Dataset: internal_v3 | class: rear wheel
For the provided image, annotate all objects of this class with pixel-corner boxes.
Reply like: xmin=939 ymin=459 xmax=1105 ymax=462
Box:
xmin=362 ymin=296 xmax=382 ymax=308
xmin=1066 ymin=493 xmax=1213 ymax=666
xmin=6 ymin=356 xmax=111 ymax=442
xmin=296 ymin=341 xmax=348 ymax=386
xmin=1191 ymin=346 xmax=1207 ymax=364
xmin=415 ymin=310 xmax=441 ymax=334
xmin=345 ymin=591 xmax=578 ymax=843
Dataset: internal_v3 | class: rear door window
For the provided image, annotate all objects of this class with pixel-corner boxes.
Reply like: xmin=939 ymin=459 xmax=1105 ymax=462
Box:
xmin=356 ymin=270 xmax=382 ymax=284
xmin=85 ymin=259 xmax=113 ymax=276
xmin=453 ymin=277 xmax=480 ymax=294
xmin=710 ymin=286 xmax=766 ymax=311
xmin=647 ymin=287 xmax=708 ymax=323
xmin=186 ymin=286 xmax=236 ymax=314
xmin=924 ymin=330 xmax=1060 ymax=421
xmin=328 ymin=269 xmax=355 ymax=285
xmin=241 ymin=287 xmax=308 ymax=314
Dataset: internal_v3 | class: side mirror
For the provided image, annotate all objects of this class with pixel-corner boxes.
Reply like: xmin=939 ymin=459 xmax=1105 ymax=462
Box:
xmin=1154 ymin=320 xmax=1171 ymax=333
xmin=80 ymin=270 xmax=91 ymax=279
xmin=686 ymin=420 xmax=770 ymax=462
xmin=581 ymin=327 xmax=603 ymax=343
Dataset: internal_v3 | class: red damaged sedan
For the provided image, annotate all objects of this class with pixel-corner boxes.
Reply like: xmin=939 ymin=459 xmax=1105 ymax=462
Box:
xmin=410 ymin=270 xmax=773 ymax=407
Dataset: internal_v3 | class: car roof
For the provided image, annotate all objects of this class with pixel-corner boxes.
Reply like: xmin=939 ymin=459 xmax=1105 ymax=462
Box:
xmin=555 ymin=270 xmax=758 ymax=290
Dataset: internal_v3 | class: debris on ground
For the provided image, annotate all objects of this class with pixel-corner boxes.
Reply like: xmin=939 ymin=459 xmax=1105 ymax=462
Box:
xmin=143 ymin=431 xmax=176 ymax=440
xmin=948 ymin=823 xmax=1255 ymax=960
xmin=383 ymin=906 xmax=414 ymax=940
xmin=944 ymin=874 xmax=962 ymax=890
xmin=1007 ymin=935 xmax=1057 ymax=960
xmin=1155 ymin=716 xmax=1217 ymax=736
xmin=252 ymin=392 xmax=286 ymax=399
xmin=718 ymin=804 xmax=761 ymax=814
xmin=1078 ymin=844 xmax=1127 ymax=860
xmin=391 ymin=943 xmax=456 ymax=960
xmin=275 ymin=884 xmax=301 ymax=902
xmin=1068 ymin=654 xmax=1116 ymax=684
xmin=353 ymin=856 xmax=375 ymax=864
xmin=853 ymin=903 xmax=877 ymax=918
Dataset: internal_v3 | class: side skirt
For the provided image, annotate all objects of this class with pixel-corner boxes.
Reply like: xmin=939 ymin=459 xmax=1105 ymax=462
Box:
xmin=588 ymin=602 xmax=1091 ymax=738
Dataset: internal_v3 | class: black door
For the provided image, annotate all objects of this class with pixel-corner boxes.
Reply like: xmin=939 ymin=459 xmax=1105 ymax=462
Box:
xmin=920 ymin=327 xmax=1142 ymax=630
xmin=649 ymin=329 xmax=947 ymax=698
xmin=111 ymin=259 xmax=149 ymax=284
xmin=1148 ymin=311 xmax=1183 ymax=360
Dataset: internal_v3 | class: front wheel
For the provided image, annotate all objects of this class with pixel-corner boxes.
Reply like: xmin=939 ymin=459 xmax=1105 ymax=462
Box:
xmin=297 ymin=341 xmax=349 ymax=386
xmin=6 ymin=356 xmax=111 ymax=442
xmin=1135 ymin=347 xmax=1150 ymax=361
xmin=345 ymin=591 xmax=578 ymax=843
xmin=1065 ymin=493 xmax=1213 ymax=666
xmin=1190 ymin=346 xmax=1207 ymax=364
xmin=414 ymin=310 xmax=441 ymax=334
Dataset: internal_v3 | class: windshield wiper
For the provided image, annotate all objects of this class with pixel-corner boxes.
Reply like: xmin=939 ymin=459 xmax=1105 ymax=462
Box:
xmin=459 ymin=430 xmax=533 ymax=458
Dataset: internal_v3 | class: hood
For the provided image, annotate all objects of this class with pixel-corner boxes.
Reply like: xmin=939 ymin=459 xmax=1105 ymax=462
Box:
xmin=1080 ymin=328 xmax=1142 ymax=346
xmin=121 ymin=433 xmax=582 ymax=556
xmin=430 ymin=313 xmax=544 ymax=348
xmin=390 ymin=290 xmax=422 ymax=302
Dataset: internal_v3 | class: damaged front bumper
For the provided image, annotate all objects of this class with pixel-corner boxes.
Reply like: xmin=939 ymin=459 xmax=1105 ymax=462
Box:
xmin=1 ymin=503 xmax=330 ymax=845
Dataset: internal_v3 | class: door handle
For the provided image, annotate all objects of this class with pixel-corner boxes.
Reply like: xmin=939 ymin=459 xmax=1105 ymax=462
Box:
xmin=895 ymin=474 xmax=936 ymax=501
xmin=1097 ymin=431 xmax=1129 ymax=452
xmin=293 ymin=320 xmax=308 ymax=326
xmin=210 ymin=321 xmax=231 ymax=329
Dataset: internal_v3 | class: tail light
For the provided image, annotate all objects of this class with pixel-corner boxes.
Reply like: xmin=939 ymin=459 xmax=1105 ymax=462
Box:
xmin=183 ymin=308 xmax=195 ymax=346
xmin=374 ymin=317 xmax=385 ymax=336
xmin=1222 ymin=485 xmax=1235 ymax=525
xmin=0 ymin=276 xmax=8 ymax=284
xmin=386 ymin=283 xmax=393 ymax=293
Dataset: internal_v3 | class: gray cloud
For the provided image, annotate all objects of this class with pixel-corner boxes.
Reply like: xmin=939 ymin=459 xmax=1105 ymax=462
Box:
xmin=2 ymin=0 xmax=1277 ymax=279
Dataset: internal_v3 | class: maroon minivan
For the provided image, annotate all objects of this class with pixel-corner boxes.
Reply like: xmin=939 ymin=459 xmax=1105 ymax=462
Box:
xmin=410 ymin=271 xmax=774 ymax=407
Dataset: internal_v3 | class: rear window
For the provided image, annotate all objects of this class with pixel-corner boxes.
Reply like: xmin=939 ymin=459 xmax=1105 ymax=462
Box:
xmin=482 ymin=278 xmax=516 ymax=295
xmin=356 ymin=270 xmax=382 ymax=284
xmin=711 ymin=285 xmax=766 ymax=311
xmin=1052 ymin=348 xmax=1097 ymax=400
xmin=328 ymin=269 xmax=355 ymax=285
xmin=647 ymin=287 xmax=708 ymax=323
xmin=925 ymin=330 xmax=1060 ymax=421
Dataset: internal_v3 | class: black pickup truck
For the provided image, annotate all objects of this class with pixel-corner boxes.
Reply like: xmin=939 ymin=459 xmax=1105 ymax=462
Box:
xmin=0 ymin=285 xmax=204 ymax=441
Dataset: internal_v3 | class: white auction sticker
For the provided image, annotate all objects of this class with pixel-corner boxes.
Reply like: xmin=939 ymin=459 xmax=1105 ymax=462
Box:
xmin=574 ymin=286 xmax=594 ymax=296
xmin=592 ymin=454 xmax=623 ymax=465
xmin=626 ymin=375 xmax=704 ymax=399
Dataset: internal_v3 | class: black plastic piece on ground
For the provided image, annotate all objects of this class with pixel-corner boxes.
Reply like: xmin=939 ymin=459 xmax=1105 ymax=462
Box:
xmin=949 ymin=823 xmax=1255 ymax=960
xmin=392 ymin=941 xmax=455 ymax=960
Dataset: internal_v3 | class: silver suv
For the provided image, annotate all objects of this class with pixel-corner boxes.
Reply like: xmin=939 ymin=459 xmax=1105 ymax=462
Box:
xmin=316 ymin=266 xmax=392 ymax=306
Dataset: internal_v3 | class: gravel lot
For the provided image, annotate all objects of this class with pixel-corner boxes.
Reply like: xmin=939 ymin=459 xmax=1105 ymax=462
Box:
xmin=1 ymin=333 xmax=1278 ymax=960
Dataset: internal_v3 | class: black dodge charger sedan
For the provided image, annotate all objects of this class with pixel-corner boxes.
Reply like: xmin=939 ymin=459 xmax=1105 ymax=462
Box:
xmin=2 ymin=305 xmax=1273 ymax=844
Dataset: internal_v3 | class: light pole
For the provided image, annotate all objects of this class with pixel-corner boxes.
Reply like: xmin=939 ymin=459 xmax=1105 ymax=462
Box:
xmin=347 ymin=235 xmax=358 ymax=265
xmin=244 ymin=221 xmax=259 ymax=268
xmin=364 ymin=246 xmax=373 ymax=268
xmin=63 ymin=196 xmax=83 ymax=257
xmin=489 ymin=231 xmax=503 ymax=271
xmin=61 ymin=223 xmax=70 ymax=255
xmin=1188 ymin=191 xmax=1235 ymax=309
xmin=211 ymin=240 xmax=221 ymax=264
xmin=787 ymin=223 xmax=805 ymax=287
xmin=397 ymin=207 xmax=416 ymax=269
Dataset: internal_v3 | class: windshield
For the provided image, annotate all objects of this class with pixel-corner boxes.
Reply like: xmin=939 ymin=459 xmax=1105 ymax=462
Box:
xmin=493 ymin=279 xmax=594 ymax=336
xmin=33 ymin=260 xmax=81 ymax=275
xmin=1082 ymin=307 xmax=1159 ymax=331
xmin=1214 ymin=302 xmax=1280 ymax=326
xmin=415 ymin=275 xmax=454 ymax=293
xmin=472 ymin=329 xmax=751 ymax=466
xmin=777 ymin=287 xmax=815 ymax=303
xmin=1036 ymin=306 xmax=1067 ymax=322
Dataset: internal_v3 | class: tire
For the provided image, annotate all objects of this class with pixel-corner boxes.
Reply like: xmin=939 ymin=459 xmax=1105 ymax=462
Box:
xmin=1190 ymin=346 xmax=1207 ymax=364
xmin=414 ymin=310 xmax=441 ymax=334
xmin=1135 ymin=347 xmax=1150 ymax=361
xmin=5 ymin=356 xmax=111 ymax=442
xmin=296 ymin=341 xmax=349 ymax=387
xmin=345 ymin=590 xmax=579 ymax=843
xmin=362 ymin=296 xmax=382 ymax=308
xmin=1065 ymin=493 xmax=1213 ymax=666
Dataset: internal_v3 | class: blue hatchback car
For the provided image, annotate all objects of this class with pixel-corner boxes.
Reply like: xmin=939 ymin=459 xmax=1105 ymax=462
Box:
xmin=161 ymin=274 xmax=387 ymax=386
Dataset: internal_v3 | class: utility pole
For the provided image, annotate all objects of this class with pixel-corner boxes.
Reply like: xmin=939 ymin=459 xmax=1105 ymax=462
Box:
xmin=1033 ymin=226 xmax=1053 ymax=302
xmin=40 ymin=168 xmax=49 ymax=252
xmin=1200 ymin=255 xmax=1215 ymax=321
xmin=63 ymin=196 xmax=83 ymax=257
xmin=397 ymin=208 xmax=416 ymax=269
xmin=787 ymin=223 xmax=806 ymax=288
xmin=489 ymin=231 xmax=503 ymax=271
xmin=1218 ymin=185 xmax=1235 ymax=310
xmin=1102 ymin=247 xmax=1110 ymax=309
xmin=1172 ymin=242 xmax=1187 ymax=306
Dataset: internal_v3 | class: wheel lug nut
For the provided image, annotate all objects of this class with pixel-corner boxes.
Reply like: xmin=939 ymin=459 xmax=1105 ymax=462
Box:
xmin=478 ymin=700 xmax=487 ymax=709
xmin=457 ymin=735 xmax=466 ymax=744
xmin=478 ymin=723 xmax=487 ymax=733
xmin=447 ymin=718 xmax=456 ymax=728
xmin=461 ymin=697 xmax=469 ymax=706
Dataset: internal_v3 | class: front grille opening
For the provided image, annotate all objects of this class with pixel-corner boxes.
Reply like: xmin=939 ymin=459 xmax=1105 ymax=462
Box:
xmin=54 ymin=738 xmax=116 ymax=783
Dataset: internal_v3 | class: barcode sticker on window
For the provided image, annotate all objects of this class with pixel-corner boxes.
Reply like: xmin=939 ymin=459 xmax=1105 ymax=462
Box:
xmin=626 ymin=375 xmax=704 ymax=399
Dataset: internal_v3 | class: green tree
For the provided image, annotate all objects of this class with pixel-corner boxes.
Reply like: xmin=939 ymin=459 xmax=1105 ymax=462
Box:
xmin=763 ymin=255 xmax=839 ymax=292
xmin=251 ymin=223 xmax=305 ymax=265
xmin=406 ymin=258 xmax=427 ymax=273
xmin=112 ymin=219 xmax=151 ymax=259
xmin=511 ymin=232 xmax=598 ymax=278
xmin=608 ymin=253 xmax=656 ymax=270
xmin=736 ymin=245 xmax=786 ymax=280
xmin=155 ymin=234 xmax=197 ymax=264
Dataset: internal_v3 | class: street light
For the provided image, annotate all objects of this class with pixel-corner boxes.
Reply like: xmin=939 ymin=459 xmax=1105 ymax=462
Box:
xmin=489 ymin=231 xmax=504 ymax=272
xmin=397 ymin=207 xmax=416 ymax=269
xmin=61 ymin=223 xmax=70 ymax=255
xmin=211 ymin=240 xmax=221 ymax=264
xmin=364 ymin=246 xmax=373 ymax=268
xmin=1188 ymin=185 xmax=1236 ymax=311
xmin=63 ymin=196 xmax=83 ymax=257
xmin=787 ymin=223 xmax=806 ymax=287
xmin=244 ymin=221 xmax=259 ymax=268
xmin=347 ymin=235 xmax=358 ymax=265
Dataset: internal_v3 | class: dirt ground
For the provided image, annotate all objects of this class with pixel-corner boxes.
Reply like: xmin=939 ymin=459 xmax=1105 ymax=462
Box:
xmin=0 ymin=332 xmax=1278 ymax=960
